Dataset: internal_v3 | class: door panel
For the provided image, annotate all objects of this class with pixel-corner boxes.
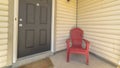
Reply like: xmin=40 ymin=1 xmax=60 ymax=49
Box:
xmin=41 ymin=7 xmax=47 ymax=24
xmin=39 ymin=30 xmax=47 ymax=45
xmin=18 ymin=0 xmax=52 ymax=58
xmin=26 ymin=4 xmax=35 ymax=24
xmin=25 ymin=30 xmax=35 ymax=48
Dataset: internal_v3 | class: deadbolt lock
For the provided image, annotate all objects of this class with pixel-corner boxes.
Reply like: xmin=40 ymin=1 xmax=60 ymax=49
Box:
xmin=19 ymin=18 xmax=23 ymax=22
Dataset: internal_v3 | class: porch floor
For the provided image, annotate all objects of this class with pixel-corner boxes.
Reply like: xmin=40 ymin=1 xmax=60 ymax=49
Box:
xmin=50 ymin=51 xmax=116 ymax=68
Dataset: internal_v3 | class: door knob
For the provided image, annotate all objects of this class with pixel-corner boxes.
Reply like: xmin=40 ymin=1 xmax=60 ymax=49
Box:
xmin=19 ymin=24 xmax=23 ymax=27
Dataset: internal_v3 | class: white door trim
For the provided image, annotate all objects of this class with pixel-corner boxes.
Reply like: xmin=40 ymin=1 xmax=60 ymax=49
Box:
xmin=13 ymin=0 xmax=55 ymax=63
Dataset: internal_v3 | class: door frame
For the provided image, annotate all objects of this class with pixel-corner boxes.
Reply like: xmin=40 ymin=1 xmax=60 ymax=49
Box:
xmin=13 ymin=0 xmax=56 ymax=63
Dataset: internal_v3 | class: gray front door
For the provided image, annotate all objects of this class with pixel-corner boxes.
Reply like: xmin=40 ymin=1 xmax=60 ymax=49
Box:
xmin=18 ymin=0 xmax=52 ymax=58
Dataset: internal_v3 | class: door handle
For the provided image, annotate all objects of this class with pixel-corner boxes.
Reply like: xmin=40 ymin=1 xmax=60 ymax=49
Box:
xmin=19 ymin=23 xmax=23 ymax=27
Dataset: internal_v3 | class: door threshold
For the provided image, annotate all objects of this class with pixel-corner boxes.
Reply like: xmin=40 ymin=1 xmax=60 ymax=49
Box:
xmin=12 ymin=51 xmax=53 ymax=68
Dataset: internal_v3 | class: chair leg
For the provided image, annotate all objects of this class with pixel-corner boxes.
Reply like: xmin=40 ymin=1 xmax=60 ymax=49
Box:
xmin=86 ymin=54 xmax=89 ymax=65
xmin=66 ymin=50 xmax=70 ymax=62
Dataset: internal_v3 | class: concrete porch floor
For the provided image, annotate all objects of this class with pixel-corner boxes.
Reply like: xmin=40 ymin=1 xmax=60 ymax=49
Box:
xmin=50 ymin=51 xmax=116 ymax=68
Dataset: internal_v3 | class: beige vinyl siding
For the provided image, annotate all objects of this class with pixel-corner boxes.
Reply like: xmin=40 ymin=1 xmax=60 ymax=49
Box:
xmin=55 ymin=0 xmax=76 ymax=51
xmin=0 ymin=0 xmax=8 ymax=67
xmin=77 ymin=0 xmax=120 ymax=65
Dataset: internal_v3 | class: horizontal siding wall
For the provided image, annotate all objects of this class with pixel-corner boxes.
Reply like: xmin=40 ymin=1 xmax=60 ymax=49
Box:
xmin=77 ymin=0 xmax=120 ymax=64
xmin=0 ymin=0 xmax=9 ymax=67
xmin=55 ymin=0 xmax=76 ymax=51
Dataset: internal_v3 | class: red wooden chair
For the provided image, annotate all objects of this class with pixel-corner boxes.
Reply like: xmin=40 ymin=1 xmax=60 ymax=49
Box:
xmin=66 ymin=28 xmax=90 ymax=65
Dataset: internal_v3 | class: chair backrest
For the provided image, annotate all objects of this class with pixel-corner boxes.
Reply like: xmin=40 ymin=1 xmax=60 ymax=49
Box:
xmin=70 ymin=28 xmax=83 ymax=47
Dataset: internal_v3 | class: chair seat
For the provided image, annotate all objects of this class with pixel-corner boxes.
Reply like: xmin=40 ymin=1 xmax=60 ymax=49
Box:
xmin=69 ymin=46 xmax=87 ymax=54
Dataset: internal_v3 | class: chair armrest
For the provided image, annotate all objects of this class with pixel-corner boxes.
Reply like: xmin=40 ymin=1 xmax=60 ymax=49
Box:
xmin=83 ymin=39 xmax=90 ymax=50
xmin=66 ymin=38 xmax=71 ymax=49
